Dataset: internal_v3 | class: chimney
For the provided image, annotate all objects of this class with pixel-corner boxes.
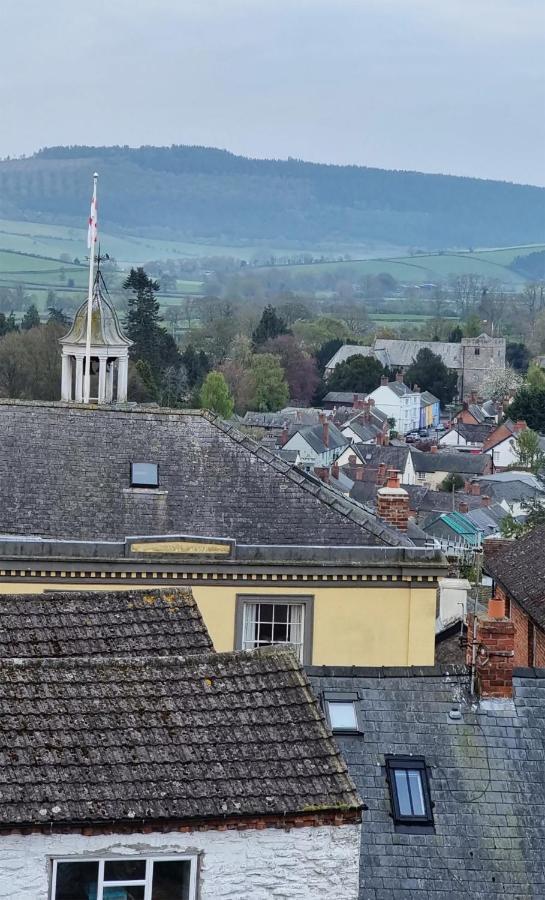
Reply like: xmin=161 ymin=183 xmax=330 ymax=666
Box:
xmin=322 ymin=419 xmax=329 ymax=448
xmin=313 ymin=466 xmax=329 ymax=483
xmin=331 ymin=461 xmax=339 ymax=480
xmin=483 ymin=537 xmax=512 ymax=560
xmin=430 ymin=444 xmax=438 ymax=453
xmin=376 ymin=470 xmax=410 ymax=532
xmin=464 ymin=480 xmax=472 ymax=493
xmin=380 ymin=375 xmax=388 ymax=386
xmin=355 ymin=463 xmax=364 ymax=481
xmin=395 ymin=372 xmax=404 ymax=383
xmin=458 ymin=501 xmax=469 ymax=514
xmin=413 ymin=383 xmax=420 ymax=393
xmin=481 ymin=494 xmax=491 ymax=508
xmin=471 ymin=482 xmax=481 ymax=496
xmin=514 ymin=420 xmax=527 ymax=433
xmin=362 ymin=400 xmax=371 ymax=422
xmin=470 ymin=390 xmax=478 ymax=403
xmin=468 ymin=597 xmax=515 ymax=699
xmin=349 ymin=454 xmax=357 ymax=466
xmin=377 ymin=462 xmax=387 ymax=483
xmin=280 ymin=423 xmax=289 ymax=447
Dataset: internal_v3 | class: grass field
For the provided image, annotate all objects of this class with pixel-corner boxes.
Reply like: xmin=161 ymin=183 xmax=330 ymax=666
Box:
xmin=257 ymin=244 xmax=545 ymax=285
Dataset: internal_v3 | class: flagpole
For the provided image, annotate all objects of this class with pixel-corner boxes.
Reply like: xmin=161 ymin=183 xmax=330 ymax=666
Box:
xmin=83 ymin=172 xmax=98 ymax=403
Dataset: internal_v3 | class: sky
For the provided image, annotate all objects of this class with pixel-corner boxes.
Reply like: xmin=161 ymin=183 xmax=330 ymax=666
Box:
xmin=2 ymin=0 xmax=544 ymax=185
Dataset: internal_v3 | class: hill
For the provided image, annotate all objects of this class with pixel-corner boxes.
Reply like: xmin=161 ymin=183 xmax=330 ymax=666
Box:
xmin=0 ymin=145 xmax=543 ymax=251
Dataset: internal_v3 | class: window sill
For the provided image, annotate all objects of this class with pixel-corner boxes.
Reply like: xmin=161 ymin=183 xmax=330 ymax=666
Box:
xmin=123 ymin=488 xmax=168 ymax=496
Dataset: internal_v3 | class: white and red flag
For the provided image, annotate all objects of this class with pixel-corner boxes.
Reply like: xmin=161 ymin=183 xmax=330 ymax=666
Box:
xmin=87 ymin=180 xmax=98 ymax=249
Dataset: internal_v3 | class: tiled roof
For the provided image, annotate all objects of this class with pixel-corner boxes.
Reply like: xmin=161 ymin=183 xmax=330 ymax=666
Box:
xmin=485 ymin=525 xmax=545 ymax=629
xmin=0 ymin=400 xmax=407 ymax=547
xmin=411 ymin=449 xmax=490 ymax=474
xmin=308 ymin=665 xmax=545 ymax=897
xmin=0 ymin=648 xmax=361 ymax=827
xmin=0 ymin=589 xmax=212 ymax=659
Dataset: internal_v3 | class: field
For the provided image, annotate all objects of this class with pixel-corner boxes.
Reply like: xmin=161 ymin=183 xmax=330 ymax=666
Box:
xmin=257 ymin=244 xmax=545 ymax=286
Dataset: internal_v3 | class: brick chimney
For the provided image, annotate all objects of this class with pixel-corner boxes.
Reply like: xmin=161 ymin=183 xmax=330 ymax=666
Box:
xmin=514 ymin=420 xmax=527 ymax=433
xmin=458 ymin=501 xmax=469 ymax=514
xmin=376 ymin=470 xmax=410 ymax=531
xmin=280 ymin=423 xmax=289 ymax=447
xmin=349 ymin=454 xmax=357 ymax=466
xmin=413 ymin=383 xmax=420 ymax=393
xmin=361 ymin=400 xmax=371 ymax=423
xmin=430 ymin=444 xmax=438 ymax=453
xmin=471 ymin=482 xmax=481 ymax=496
xmin=481 ymin=495 xmax=491 ymax=508
xmin=331 ymin=461 xmax=339 ymax=480
xmin=381 ymin=375 xmax=388 ymax=386
xmin=470 ymin=390 xmax=478 ymax=403
xmin=313 ymin=466 xmax=329 ymax=483
xmin=469 ymin=597 xmax=515 ymax=699
xmin=395 ymin=372 xmax=404 ymax=383
xmin=377 ymin=462 xmax=387 ymax=484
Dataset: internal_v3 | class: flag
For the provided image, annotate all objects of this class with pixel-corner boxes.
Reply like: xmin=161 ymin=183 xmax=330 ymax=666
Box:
xmin=87 ymin=182 xmax=98 ymax=249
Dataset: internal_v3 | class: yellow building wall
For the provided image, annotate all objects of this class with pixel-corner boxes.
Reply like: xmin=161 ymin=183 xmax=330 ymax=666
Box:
xmin=0 ymin=579 xmax=436 ymax=666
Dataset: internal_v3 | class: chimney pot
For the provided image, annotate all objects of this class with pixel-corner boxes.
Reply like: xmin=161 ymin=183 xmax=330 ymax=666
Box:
xmin=488 ymin=596 xmax=506 ymax=619
xmin=458 ymin=501 xmax=469 ymax=514
xmin=395 ymin=372 xmax=403 ymax=382
xmin=481 ymin=494 xmax=491 ymax=508
xmin=322 ymin=420 xmax=329 ymax=448
xmin=430 ymin=444 xmax=438 ymax=453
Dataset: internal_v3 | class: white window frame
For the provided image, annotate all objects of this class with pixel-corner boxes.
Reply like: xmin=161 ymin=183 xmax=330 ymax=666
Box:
xmin=235 ymin=595 xmax=314 ymax=664
xmin=51 ymin=855 xmax=198 ymax=900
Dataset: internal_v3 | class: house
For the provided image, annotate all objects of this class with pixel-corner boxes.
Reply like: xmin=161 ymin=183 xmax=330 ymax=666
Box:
xmin=322 ymin=391 xmax=368 ymax=410
xmin=367 ymin=375 xmax=420 ymax=434
xmin=410 ymin=447 xmax=492 ymax=489
xmin=337 ymin=443 xmax=416 ymax=485
xmin=0 ymin=587 xmax=362 ymax=899
xmin=438 ymin=422 xmax=495 ymax=450
xmin=419 ymin=389 xmax=440 ymax=429
xmin=340 ymin=399 xmax=389 ymax=445
xmin=482 ymin=418 xmax=527 ymax=469
xmin=282 ymin=417 xmax=349 ymax=467
xmin=0 ymin=400 xmax=447 ymax=667
xmin=307 ymin=603 xmax=545 ymax=897
xmin=453 ymin=397 xmax=500 ymax=426
xmin=485 ymin=526 xmax=545 ymax=667
xmin=472 ymin=471 xmax=545 ymax=518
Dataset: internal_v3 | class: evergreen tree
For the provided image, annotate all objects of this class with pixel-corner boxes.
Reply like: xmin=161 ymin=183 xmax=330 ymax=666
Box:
xmin=327 ymin=355 xmax=387 ymax=394
xmin=199 ymin=371 xmax=234 ymax=418
xmin=21 ymin=304 xmax=41 ymax=331
xmin=47 ymin=306 xmax=71 ymax=328
xmin=181 ymin=344 xmax=210 ymax=388
xmin=135 ymin=359 xmax=159 ymax=402
xmin=315 ymin=338 xmax=345 ymax=374
xmin=506 ymin=342 xmax=531 ymax=374
xmin=508 ymin=386 xmax=545 ymax=432
xmin=405 ymin=348 xmax=458 ymax=407
xmin=124 ymin=267 xmax=180 ymax=376
xmin=252 ymin=305 xmax=290 ymax=347
xmin=448 ymin=325 xmax=463 ymax=343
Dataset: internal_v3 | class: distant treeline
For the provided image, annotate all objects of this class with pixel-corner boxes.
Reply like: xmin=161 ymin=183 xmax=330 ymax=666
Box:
xmin=0 ymin=144 xmax=543 ymax=249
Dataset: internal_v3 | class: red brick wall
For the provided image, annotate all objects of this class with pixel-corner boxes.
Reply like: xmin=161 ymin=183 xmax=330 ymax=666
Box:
xmin=510 ymin=600 xmax=530 ymax=667
xmin=536 ymin=628 xmax=545 ymax=667
xmin=475 ymin=617 xmax=515 ymax=698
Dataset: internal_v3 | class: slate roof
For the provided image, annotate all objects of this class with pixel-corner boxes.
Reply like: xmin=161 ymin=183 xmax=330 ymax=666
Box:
xmin=485 ymin=525 xmax=545 ymax=630
xmin=0 ymin=400 xmax=407 ymax=547
xmin=411 ymin=449 xmax=491 ymax=475
xmin=324 ymin=344 xmax=373 ymax=370
xmin=0 ymin=589 xmax=212 ymax=659
xmin=373 ymin=339 xmax=463 ymax=370
xmin=441 ymin=423 xmax=495 ymax=444
xmin=292 ymin=422 xmax=348 ymax=455
xmin=477 ymin=473 xmax=545 ymax=505
xmin=346 ymin=421 xmax=383 ymax=443
xmin=420 ymin=390 xmax=439 ymax=406
xmin=308 ymin=665 xmax=545 ymax=898
xmin=346 ymin=443 xmax=411 ymax=473
xmin=383 ymin=380 xmax=412 ymax=398
xmin=0 ymin=647 xmax=361 ymax=827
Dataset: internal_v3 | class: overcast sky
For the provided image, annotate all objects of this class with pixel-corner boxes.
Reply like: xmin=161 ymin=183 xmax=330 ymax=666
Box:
xmin=2 ymin=0 xmax=544 ymax=185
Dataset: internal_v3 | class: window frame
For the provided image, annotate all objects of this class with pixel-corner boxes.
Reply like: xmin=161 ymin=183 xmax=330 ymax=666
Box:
xmin=234 ymin=594 xmax=314 ymax=664
xmin=385 ymin=755 xmax=434 ymax=827
xmin=50 ymin=854 xmax=198 ymax=900
xmin=130 ymin=461 xmax=159 ymax=489
xmin=322 ymin=690 xmax=363 ymax=734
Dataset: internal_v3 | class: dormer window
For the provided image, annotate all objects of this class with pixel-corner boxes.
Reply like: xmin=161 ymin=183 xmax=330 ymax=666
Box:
xmin=130 ymin=462 xmax=159 ymax=488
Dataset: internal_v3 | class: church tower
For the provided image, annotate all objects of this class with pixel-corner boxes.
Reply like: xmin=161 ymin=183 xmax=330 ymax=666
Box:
xmin=59 ymin=279 xmax=132 ymax=404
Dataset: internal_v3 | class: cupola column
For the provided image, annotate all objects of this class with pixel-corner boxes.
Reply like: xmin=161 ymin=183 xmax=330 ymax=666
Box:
xmin=98 ymin=354 xmax=108 ymax=404
xmin=118 ymin=355 xmax=129 ymax=403
xmin=61 ymin=355 xmax=73 ymax=401
xmin=74 ymin=355 xmax=84 ymax=403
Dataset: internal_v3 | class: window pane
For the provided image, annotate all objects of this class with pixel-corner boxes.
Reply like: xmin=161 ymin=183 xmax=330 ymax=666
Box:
xmin=259 ymin=621 xmax=273 ymax=642
xmin=55 ymin=862 xmax=99 ymax=900
xmin=328 ymin=701 xmax=358 ymax=731
xmin=131 ymin=462 xmax=158 ymax=487
xmin=272 ymin=620 xmax=289 ymax=642
xmin=407 ymin=769 xmax=426 ymax=815
xmin=103 ymin=888 xmax=145 ymax=900
xmin=274 ymin=604 xmax=288 ymax=623
xmin=152 ymin=860 xmax=192 ymax=900
xmin=104 ymin=861 xmax=146 ymax=881
xmin=393 ymin=769 xmax=413 ymax=816
xmin=257 ymin=604 xmax=275 ymax=624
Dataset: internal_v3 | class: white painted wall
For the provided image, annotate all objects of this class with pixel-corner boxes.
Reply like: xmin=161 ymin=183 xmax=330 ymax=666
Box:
xmin=367 ymin=387 xmax=420 ymax=434
xmin=486 ymin=438 xmax=518 ymax=469
xmin=0 ymin=824 xmax=361 ymax=900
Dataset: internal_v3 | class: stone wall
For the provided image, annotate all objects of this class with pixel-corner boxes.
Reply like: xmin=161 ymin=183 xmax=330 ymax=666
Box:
xmin=0 ymin=824 xmax=361 ymax=900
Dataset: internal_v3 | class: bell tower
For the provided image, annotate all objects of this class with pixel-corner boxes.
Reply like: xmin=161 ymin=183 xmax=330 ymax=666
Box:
xmin=59 ymin=279 xmax=132 ymax=404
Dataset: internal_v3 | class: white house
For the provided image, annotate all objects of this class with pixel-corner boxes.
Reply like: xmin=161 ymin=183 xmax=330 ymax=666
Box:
xmin=482 ymin=419 xmax=527 ymax=470
xmin=282 ymin=419 xmax=349 ymax=469
xmin=0 ymin=589 xmax=362 ymax=900
xmin=439 ymin=423 xmax=495 ymax=451
xmin=367 ymin=375 xmax=420 ymax=435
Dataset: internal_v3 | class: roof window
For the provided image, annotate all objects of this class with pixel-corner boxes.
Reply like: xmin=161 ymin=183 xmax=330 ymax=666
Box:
xmin=386 ymin=756 xmax=433 ymax=826
xmin=130 ymin=462 xmax=159 ymax=488
xmin=323 ymin=691 xmax=362 ymax=734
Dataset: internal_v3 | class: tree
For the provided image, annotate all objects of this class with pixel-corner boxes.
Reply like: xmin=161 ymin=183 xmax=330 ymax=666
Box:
xmin=506 ymin=342 xmax=531 ymax=374
xmin=277 ymin=299 xmax=312 ymax=325
xmin=47 ymin=306 xmax=71 ymax=329
xmin=21 ymin=304 xmax=41 ymax=331
xmin=180 ymin=344 xmax=210 ymax=388
xmin=315 ymin=338 xmax=344 ymax=375
xmin=0 ymin=321 xmax=64 ymax=399
xmin=124 ymin=267 xmax=180 ymax=375
xmin=526 ymin=363 xmax=545 ymax=390
xmin=292 ymin=317 xmax=350 ymax=352
xmin=508 ymin=386 xmax=545 ymax=432
xmin=249 ymin=354 xmax=289 ymax=411
xmin=448 ymin=325 xmax=463 ymax=343
xmin=199 ymin=371 xmax=234 ymax=418
xmin=513 ymin=428 xmax=545 ymax=473
xmin=0 ymin=313 xmax=18 ymax=337
xmin=404 ymin=348 xmax=458 ymax=407
xmin=327 ymin=355 xmax=387 ymax=394
xmin=220 ymin=360 xmax=257 ymax=414
xmin=440 ymin=473 xmax=465 ymax=493
xmin=261 ymin=335 xmax=320 ymax=405
xmin=481 ymin=365 xmax=523 ymax=402
xmin=252 ymin=305 xmax=290 ymax=347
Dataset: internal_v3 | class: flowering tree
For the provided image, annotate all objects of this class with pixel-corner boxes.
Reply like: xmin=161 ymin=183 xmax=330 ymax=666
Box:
xmin=480 ymin=365 xmax=523 ymax=402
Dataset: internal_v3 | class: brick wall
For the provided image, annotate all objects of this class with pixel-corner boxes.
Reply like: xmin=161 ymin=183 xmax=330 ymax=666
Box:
xmin=511 ymin=600 xmax=530 ymax=667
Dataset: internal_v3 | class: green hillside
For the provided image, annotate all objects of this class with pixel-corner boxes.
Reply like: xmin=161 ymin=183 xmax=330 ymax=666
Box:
xmin=256 ymin=244 xmax=545 ymax=286
xmin=0 ymin=145 xmax=543 ymax=251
